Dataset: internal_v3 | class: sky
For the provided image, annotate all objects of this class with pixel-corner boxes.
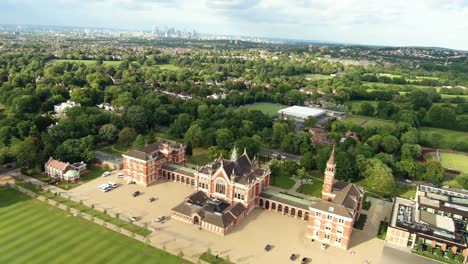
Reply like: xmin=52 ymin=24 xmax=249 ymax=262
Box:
xmin=1 ymin=0 xmax=468 ymax=50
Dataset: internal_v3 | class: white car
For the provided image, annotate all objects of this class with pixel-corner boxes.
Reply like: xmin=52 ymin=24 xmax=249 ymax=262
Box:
xmin=117 ymin=173 xmax=124 ymax=178
xmin=129 ymin=216 xmax=138 ymax=221
xmin=154 ymin=216 xmax=166 ymax=222
xmin=102 ymin=171 xmax=110 ymax=177
xmin=107 ymin=182 xmax=118 ymax=188
xmin=98 ymin=184 xmax=111 ymax=192
xmin=320 ymin=243 xmax=328 ymax=250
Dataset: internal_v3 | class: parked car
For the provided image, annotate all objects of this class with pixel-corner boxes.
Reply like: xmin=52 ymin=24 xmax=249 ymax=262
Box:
xmin=301 ymin=257 xmax=309 ymax=264
xmin=129 ymin=216 xmax=138 ymax=221
xmin=154 ymin=216 xmax=166 ymax=222
xmin=290 ymin=254 xmax=297 ymax=261
xmin=108 ymin=182 xmax=118 ymax=188
xmin=132 ymin=191 xmax=140 ymax=197
xmin=264 ymin=244 xmax=272 ymax=252
xmin=102 ymin=171 xmax=110 ymax=177
xmin=320 ymin=243 xmax=328 ymax=250
xmin=117 ymin=173 xmax=124 ymax=178
xmin=98 ymin=184 xmax=111 ymax=192
xmin=149 ymin=197 xmax=156 ymax=202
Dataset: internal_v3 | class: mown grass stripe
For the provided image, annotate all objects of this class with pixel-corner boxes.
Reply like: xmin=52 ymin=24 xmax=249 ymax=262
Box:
xmin=0 ymin=187 xmax=188 ymax=264
xmin=0 ymin=219 xmax=69 ymax=263
xmin=22 ymin=222 xmax=96 ymax=264
xmin=0 ymin=212 xmax=55 ymax=254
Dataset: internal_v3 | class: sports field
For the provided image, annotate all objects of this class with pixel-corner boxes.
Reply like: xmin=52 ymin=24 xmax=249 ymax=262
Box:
xmin=342 ymin=115 xmax=394 ymax=127
xmin=0 ymin=187 xmax=190 ymax=264
xmin=439 ymin=153 xmax=468 ymax=173
xmin=238 ymin=102 xmax=287 ymax=116
xmin=419 ymin=127 xmax=468 ymax=150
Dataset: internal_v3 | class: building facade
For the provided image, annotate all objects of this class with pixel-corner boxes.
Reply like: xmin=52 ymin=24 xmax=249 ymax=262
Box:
xmin=306 ymin=149 xmax=364 ymax=250
xmin=171 ymin=149 xmax=271 ymax=235
xmin=386 ymin=184 xmax=468 ymax=261
xmin=122 ymin=140 xmax=186 ymax=186
xmin=44 ymin=157 xmax=81 ymax=182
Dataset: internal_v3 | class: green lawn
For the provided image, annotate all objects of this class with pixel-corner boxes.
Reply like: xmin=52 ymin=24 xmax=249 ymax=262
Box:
xmin=270 ymin=175 xmax=295 ymax=189
xmin=439 ymin=153 xmax=468 ymax=173
xmin=297 ymin=178 xmax=323 ymax=198
xmin=419 ymin=127 xmax=468 ymax=150
xmin=187 ymin=148 xmax=212 ymax=166
xmin=0 ymin=187 xmax=189 ymax=264
xmin=199 ymin=252 xmax=234 ymax=264
xmin=238 ymin=102 xmax=287 ymax=116
xmin=54 ymin=59 xmax=123 ymax=67
xmin=342 ymin=115 xmax=394 ymax=128
xmin=394 ymin=183 xmax=416 ymax=199
xmin=301 ymin=73 xmax=334 ymax=80
xmin=99 ymin=144 xmax=129 ymax=157
xmin=14 ymin=181 xmax=151 ymax=236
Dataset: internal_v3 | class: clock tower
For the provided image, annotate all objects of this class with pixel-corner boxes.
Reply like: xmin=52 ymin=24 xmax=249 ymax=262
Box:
xmin=322 ymin=148 xmax=336 ymax=201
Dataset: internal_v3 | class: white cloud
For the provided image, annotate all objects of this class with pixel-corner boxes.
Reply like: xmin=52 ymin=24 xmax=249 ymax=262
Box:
xmin=0 ymin=0 xmax=467 ymax=49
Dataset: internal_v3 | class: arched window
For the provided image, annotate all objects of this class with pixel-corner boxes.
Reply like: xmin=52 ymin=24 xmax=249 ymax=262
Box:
xmin=337 ymin=226 xmax=344 ymax=234
xmin=215 ymin=179 xmax=226 ymax=195
xmin=314 ymin=219 xmax=321 ymax=228
xmin=326 ymin=222 xmax=333 ymax=231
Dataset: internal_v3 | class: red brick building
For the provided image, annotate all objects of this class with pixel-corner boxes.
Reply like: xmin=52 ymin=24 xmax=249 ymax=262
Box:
xmin=171 ymin=149 xmax=271 ymax=235
xmin=305 ymin=149 xmax=364 ymax=249
xmin=122 ymin=140 xmax=186 ymax=186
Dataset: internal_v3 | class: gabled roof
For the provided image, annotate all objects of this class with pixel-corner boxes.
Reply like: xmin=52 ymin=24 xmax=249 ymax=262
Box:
xmin=46 ymin=158 xmax=70 ymax=171
xmin=123 ymin=140 xmax=185 ymax=161
xmin=330 ymin=180 xmax=364 ymax=214
xmin=199 ymin=153 xmax=267 ymax=186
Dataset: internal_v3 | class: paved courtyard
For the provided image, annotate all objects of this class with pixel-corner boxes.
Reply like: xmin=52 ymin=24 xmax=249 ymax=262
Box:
xmin=68 ymin=172 xmax=393 ymax=264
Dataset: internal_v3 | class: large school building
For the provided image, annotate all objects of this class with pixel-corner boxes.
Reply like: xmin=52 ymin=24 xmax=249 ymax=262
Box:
xmin=123 ymin=141 xmax=363 ymax=249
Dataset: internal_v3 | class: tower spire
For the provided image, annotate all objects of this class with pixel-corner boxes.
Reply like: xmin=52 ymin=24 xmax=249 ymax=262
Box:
xmin=231 ymin=145 xmax=238 ymax=161
xmin=327 ymin=146 xmax=335 ymax=165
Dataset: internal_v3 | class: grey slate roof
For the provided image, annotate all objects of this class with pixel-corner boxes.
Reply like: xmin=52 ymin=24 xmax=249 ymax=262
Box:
xmin=171 ymin=191 xmax=247 ymax=228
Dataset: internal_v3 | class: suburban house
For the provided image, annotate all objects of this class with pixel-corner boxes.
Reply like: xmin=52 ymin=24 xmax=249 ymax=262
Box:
xmin=44 ymin=157 xmax=85 ymax=182
xmin=386 ymin=184 xmax=468 ymax=260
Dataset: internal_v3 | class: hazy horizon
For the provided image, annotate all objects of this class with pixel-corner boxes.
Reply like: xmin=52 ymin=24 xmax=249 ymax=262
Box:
xmin=1 ymin=0 xmax=467 ymax=50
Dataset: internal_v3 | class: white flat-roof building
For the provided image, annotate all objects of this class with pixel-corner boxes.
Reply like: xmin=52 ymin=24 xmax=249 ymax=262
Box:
xmin=278 ymin=106 xmax=327 ymax=120
xmin=54 ymin=100 xmax=80 ymax=114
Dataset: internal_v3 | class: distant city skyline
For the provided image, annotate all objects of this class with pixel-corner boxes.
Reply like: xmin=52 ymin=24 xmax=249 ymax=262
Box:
xmin=1 ymin=0 xmax=467 ymax=50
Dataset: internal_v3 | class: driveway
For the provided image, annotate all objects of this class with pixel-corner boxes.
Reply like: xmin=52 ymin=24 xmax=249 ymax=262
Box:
xmin=66 ymin=174 xmax=394 ymax=264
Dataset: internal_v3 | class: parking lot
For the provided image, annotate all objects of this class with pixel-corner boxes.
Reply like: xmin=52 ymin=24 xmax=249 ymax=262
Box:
xmin=68 ymin=171 xmax=390 ymax=264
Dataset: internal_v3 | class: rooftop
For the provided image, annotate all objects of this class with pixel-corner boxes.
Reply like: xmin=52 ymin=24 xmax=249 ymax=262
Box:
xmin=278 ymin=105 xmax=327 ymax=119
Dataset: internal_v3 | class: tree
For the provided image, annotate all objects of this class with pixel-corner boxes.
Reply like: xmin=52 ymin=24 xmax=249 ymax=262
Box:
xmin=12 ymin=95 xmax=41 ymax=114
xmin=170 ymin=113 xmax=192 ymax=138
xmin=300 ymin=152 xmax=316 ymax=170
xmin=335 ymin=151 xmax=358 ymax=181
xmin=118 ymin=127 xmax=137 ymax=146
xmin=397 ymin=159 xmax=418 ymax=179
xmin=123 ymin=106 xmax=148 ymax=133
xmin=304 ymin=116 xmax=317 ymax=128
xmin=186 ymin=141 xmax=193 ymax=156
xmin=360 ymin=102 xmax=375 ymax=116
xmin=11 ymin=138 xmax=40 ymax=168
xmin=184 ymin=124 xmax=204 ymax=147
xmin=235 ymin=136 xmax=260 ymax=156
xmin=133 ymin=134 xmax=146 ymax=149
xmin=456 ymin=174 xmax=468 ymax=189
xmin=401 ymin=144 xmax=422 ymax=160
xmin=360 ymin=158 xmax=396 ymax=196
xmin=381 ymin=135 xmax=400 ymax=154
xmin=99 ymin=124 xmax=119 ymax=143
xmin=56 ymin=136 xmax=95 ymax=163
xmin=215 ymin=128 xmax=234 ymax=150
xmin=421 ymin=160 xmax=445 ymax=184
